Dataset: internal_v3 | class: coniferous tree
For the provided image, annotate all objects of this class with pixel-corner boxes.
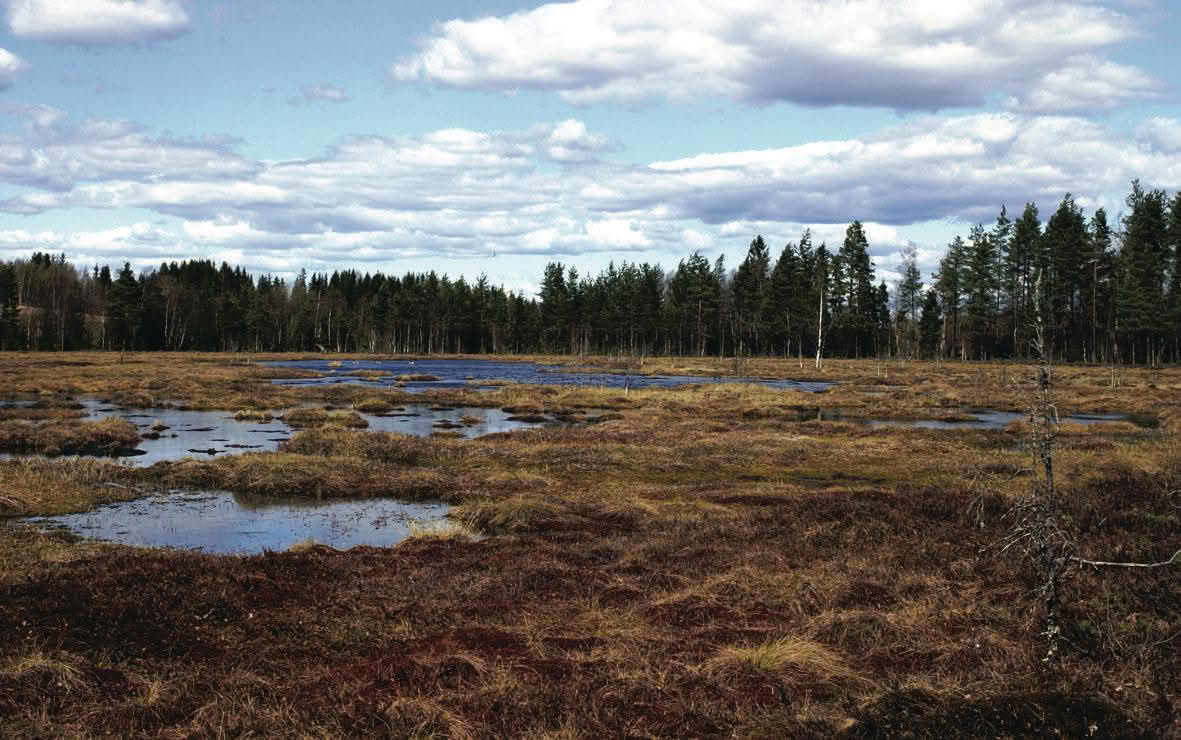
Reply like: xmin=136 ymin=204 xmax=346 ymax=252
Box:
xmin=1009 ymin=203 xmax=1042 ymax=358
xmin=964 ymin=223 xmax=999 ymax=359
xmin=0 ymin=264 xmax=19 ymax=350
xmin=733 ymin=235 xmax=771 ymax=354
xmin=106 ymin=262 xmax=141 ymax=353
xmin=1119 ymin=181 xmax=1170 ymax=365
xmin=918 ymin=288 xmax=942 ymax=359
xmin=767 ymin=241 xmax=799 ymax=356
xmin=935 ymin=236 xmax=967 ymax=359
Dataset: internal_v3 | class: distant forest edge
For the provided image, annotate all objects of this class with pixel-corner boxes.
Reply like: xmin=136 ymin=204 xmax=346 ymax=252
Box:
xmin=1 ymin=181 xmax=1179 ymax=364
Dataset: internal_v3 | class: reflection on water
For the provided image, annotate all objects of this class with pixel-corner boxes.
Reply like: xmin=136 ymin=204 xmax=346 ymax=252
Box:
xmin=28 ymin=490 xmax=449 ymax=554
xmin=264 ymin=358 xmax=835 ymax=393
xmin=67 ymin=400 xmax=561 ymax=466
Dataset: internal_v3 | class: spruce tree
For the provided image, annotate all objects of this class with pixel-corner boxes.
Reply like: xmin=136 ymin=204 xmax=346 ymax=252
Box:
xmin=964 ymin=223 xmax=999 ymax=359
xmin=918 ymin=288 xmax=942 ymax=359
xmin=0 ymin=264 xmax=19 ymax=350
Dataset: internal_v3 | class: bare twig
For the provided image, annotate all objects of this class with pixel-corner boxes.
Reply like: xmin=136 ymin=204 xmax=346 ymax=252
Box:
xmin=1075 ymin=549 xmax=1180 ymax=569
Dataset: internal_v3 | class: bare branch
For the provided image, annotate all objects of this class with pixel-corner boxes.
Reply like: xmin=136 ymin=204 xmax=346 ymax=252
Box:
xmin=1075 ymin=549 xmax=1180 ymax=569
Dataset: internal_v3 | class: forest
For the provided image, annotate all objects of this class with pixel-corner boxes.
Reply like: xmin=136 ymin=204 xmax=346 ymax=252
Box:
xmin=1 ymin=181 xmax=1179 ymax=364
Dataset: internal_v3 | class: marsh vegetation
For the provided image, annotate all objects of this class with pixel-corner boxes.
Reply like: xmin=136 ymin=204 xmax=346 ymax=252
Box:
xmin=0 ymin=352 xmax=1177 ymax=737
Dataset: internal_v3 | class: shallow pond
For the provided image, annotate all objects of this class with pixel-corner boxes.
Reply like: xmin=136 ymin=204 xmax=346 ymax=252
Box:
xmin=265 ymin=358 xmax=834 ymax=393
xmin=26 ymin=490 xmax=449 ymax=554
xmin=796 ymin=407 xmax=1156 ymax=430
xmin=4 ymin=399 xmax=575 ymax=466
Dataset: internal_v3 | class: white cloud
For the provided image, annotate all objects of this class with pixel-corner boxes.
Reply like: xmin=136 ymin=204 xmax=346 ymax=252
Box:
xmin=1007 ymin=55 xmax=1160 ymax=112
xmin=1137 ymin=117 xmax=1181 ymax=153
xmin=541 ymin=119 xmax=612 ymax=162
xmin=1 ymin=111 xmax=1180 ymax=280
xmin=288 ymin=83 xmax=350 ymax=106
xmin=0 ymin=47 xmax=28 ymax=89
xmin=6 ymin=0 xmax=190 ymax=44
xmin=0 ymin=116 xmax=257 ymax=192
xmin=586 ymin=218 xmax=650 ymax=247
xmin=392 ymin=0 xmax=1148 ymax=111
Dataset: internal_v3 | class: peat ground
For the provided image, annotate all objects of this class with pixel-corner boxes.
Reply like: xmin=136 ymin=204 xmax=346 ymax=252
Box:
xmin=0 ymin=352 xmax=1178 ymax=737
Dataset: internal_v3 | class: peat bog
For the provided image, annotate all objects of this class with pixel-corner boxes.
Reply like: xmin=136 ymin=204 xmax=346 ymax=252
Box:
xmin=0 ymin=352 xmax=1177 ymax=737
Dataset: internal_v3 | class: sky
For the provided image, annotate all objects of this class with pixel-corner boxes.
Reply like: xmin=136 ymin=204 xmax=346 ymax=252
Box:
xmin=0 ymin=0 xmax=1179 ymax=297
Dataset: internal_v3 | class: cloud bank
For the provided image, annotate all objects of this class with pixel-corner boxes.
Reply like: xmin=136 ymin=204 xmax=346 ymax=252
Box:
xmin=1 ymin=110 xmax=1179 ymax=284
xmin=392 ymin=0 xmax=1152 ymax=112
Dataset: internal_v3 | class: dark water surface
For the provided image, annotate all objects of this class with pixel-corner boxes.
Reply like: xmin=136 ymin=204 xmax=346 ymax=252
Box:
xmin=264 ymin=358 xmax=835 ymax=393
xmin=27 ymin=490 xmax=449 ymax=554
xmin=39 ymin=399 xmax=562 ymax=466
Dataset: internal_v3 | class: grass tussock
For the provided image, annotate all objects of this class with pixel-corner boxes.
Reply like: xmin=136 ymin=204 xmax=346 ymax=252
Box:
xmin=160 ymin=452 xmax=455 ymax=501
xmin=0 ymin=459 xmax=141 ymax=516
xmin=0 ymin=406 xmax=87 ymax=422
xmin=0 ymin=418 xmax=139 ymax=456
xmin=406 ymin=519 xmax=478 ymax=541
xmin=232 ymin=409 xmax=273 ymax=422
xmin=351 ymin=369 xmax=393 ymax=379
xmin=281 ymin=427 xmax=443 ymax=465
xmin=352 ymin=397 xmax=397 ymax=414
xmin=708 ymin=636 xmax=858 ymax=680
xmin=452 ymin=496 xmax=567 ymax=534
xmin=396 ymin=373 xmax=440 ymax=382
xmin=280 ymin=408 xmax=368 ymax=429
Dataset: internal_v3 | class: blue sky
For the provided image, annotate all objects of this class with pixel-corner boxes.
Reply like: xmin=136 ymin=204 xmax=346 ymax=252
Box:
xmin=0 ymin=0 xmax=1179 ymax=296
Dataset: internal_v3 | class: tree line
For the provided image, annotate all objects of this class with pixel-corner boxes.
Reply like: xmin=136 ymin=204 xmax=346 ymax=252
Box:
xmin=0 ymin=181 xmax=1178 ymax=363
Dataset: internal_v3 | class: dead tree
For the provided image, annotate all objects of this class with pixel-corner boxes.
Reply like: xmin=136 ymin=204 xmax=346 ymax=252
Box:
xmin=998 ymin=272 xmax=1177 ymax=663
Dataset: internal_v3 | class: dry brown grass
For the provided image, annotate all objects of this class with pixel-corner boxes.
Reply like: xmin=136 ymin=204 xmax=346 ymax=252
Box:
xmin=280 ymin=408 xmax=368 ymax=429
xmin=0 ymin=458 xmax=138 ymax=516
xmin=352 ymin=397 xmax=398 ymax=414
xmin=232 ymin=409 xmax=273 ymax=422
xmin=0 ymin=418 xmax=139 ymax=456
xmin=0 ymin=353 xmax=1177 ymax=737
